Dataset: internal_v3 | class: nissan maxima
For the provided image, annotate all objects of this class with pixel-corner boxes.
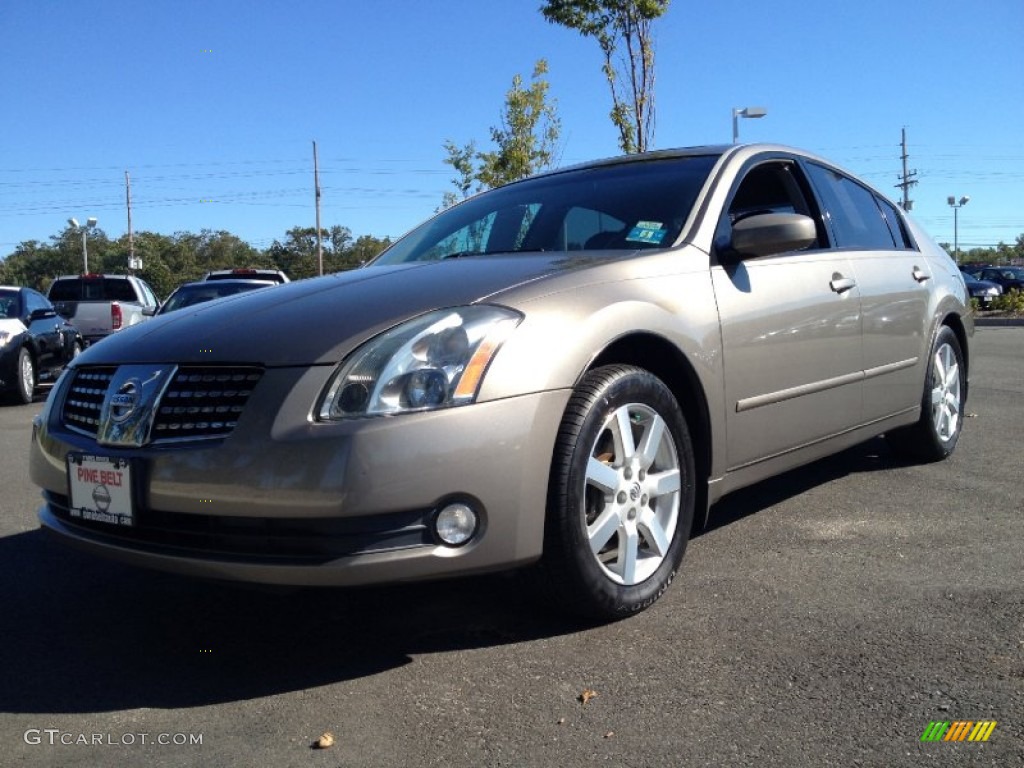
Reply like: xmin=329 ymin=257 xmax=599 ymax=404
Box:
xmin=30 ymin=144 xmax=972 ymax=619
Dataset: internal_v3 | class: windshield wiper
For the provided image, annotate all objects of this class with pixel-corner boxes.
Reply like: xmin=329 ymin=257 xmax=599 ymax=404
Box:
xmin=440 ymin=248 xmax=547 ymax=260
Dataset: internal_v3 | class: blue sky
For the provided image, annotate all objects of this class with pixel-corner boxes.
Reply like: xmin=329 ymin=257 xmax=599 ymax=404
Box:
xmin=2 ymin=0 xmax=1022 ymax=255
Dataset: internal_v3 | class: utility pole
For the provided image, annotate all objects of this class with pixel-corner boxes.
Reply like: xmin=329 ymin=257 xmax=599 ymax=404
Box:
xmin=125 ymin=171 xmax=139 ymax=272
xmin=895 ymin=127 xmax=918 ymax=211
xmin=313 ymin=140 xmax=323 ymax=276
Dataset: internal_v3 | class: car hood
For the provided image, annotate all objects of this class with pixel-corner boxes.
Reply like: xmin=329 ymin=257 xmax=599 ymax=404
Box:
xmin=0 ymin=317 xmax=27 ymax=337
xmin=75 ymin=254 xmax=616 ymax=367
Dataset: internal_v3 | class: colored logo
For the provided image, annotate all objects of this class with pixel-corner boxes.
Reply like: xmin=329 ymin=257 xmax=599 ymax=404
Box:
xmin=109 ymin=379 xmax=141 ymax=423
xmin=920 ymin=721 xmax=997 ymax=742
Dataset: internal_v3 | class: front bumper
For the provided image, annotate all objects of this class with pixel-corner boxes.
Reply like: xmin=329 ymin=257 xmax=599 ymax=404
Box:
xmin=31 ymin=365 xmax=570 ymax=585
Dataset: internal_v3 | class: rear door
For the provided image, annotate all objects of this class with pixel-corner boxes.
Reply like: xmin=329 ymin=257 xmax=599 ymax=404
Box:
xmin=803 ymin=162 xmax=932 ymax=420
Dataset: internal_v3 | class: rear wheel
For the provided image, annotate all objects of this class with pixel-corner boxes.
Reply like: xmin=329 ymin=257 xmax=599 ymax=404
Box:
xmin=887 ymin=326 xmax=965 ymax=461
xmin=538 ymin=365 xmax=695 ymax=620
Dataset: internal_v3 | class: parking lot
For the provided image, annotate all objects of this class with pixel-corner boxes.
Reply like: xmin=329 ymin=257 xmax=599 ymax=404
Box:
xmin=0 ymin=326 xmax=1021 ymax=767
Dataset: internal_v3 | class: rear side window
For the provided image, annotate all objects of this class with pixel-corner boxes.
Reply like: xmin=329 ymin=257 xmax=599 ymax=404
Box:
xmin=805 ymin=163 xmax=898 ymax=250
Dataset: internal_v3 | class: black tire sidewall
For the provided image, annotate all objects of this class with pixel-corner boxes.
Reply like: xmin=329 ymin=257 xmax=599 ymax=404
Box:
xmin=549 ymin=366 xmax=695 ymax=618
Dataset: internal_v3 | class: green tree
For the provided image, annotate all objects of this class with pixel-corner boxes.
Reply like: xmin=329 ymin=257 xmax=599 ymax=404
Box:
xmin=267 ymin=226 xmax=324 ymax=279
xmin=541 ymin=0 xmax=669 ymax=154
xmin=345 ymin=234 xmax=392 ymax=267
xmin=443 ymin=59 xmax=561 ymax=204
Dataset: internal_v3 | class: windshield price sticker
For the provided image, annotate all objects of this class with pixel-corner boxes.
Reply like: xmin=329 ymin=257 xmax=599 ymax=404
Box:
xmin=67 ymin=454 xmax=134 ymax=526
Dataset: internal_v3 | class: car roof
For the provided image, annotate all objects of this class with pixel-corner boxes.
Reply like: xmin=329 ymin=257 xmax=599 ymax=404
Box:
xmin=495 ymin=143 xmax=861 ymax=200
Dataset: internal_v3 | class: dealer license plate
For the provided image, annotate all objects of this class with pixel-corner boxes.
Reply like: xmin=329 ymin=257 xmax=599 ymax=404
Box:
xmin=67 ymin=454 xmax=134 ymax=526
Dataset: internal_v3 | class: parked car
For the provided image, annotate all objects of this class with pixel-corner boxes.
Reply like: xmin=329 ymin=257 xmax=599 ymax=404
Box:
xmin=30 ymin=144 xmax=972 ymax=620
xmin=202 ymin=268 xmax=289 ymax=284
xmin=47 ymin=274 xmax=159 ymax=345
xmin=156 ymin=279 xmax=277 ymax=315
xmin=976 ymin=266 xmax=1024 ymax=293
xmin=961 ymin=272 xmax=1002 ymax=307
xmin=0 ymin=286 xmax=83 ymax=404
xmin=958 ymin=264 xmax=985 ymax=279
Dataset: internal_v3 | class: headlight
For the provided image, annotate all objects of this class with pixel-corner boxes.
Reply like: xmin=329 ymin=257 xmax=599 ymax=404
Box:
xmin=0 ymin=330 xmax=12 ymax=349
xmin=318 ymin=305 xmax=522 ymax=419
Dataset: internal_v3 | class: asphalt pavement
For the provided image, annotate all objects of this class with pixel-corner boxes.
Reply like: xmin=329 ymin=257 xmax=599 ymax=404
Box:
xmin=0 ymin=327 xmax=1021 ymax=767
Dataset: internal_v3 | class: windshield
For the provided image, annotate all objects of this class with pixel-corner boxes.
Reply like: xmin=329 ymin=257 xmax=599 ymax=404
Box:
xmin=372 ymin=155 xmax=718 ymax=265
xmin=0 ymin=290 xmax=21 ymax=319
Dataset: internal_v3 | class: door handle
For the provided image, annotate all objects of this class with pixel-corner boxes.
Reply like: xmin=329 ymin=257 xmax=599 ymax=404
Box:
xmin=830 ymin=274 xmax=857 ymax=293
xmin=912 ymin=266 xmax=930 ymax=283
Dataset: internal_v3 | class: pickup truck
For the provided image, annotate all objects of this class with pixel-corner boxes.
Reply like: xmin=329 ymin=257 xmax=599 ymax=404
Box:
xmin=47 ymin=274 xmax=159 ymax=345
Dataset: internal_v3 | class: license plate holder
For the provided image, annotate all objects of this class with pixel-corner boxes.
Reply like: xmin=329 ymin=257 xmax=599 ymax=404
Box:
xmin=67 ymin=454 xmax=134 ymax=526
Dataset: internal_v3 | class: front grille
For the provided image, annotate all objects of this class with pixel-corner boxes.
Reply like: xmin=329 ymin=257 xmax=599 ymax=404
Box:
xmin=61 ymin=365 xmax=264 ymax=443
xmin=45 ymin=491 xmax=433 ymax=563
xmin=63 ymin=367 xmax=117 ymax=436
xmin=152 ymin=368 xmax=263 ymax=441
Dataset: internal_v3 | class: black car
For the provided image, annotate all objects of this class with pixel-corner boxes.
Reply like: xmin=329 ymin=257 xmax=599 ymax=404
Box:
xmin=961 ymin=272 xmax=1002 ymax=307
xmin=976 ymin=266 xmax=1024 ymax=293
xmin=0 ymin=286 xmax=83 ymax=404
xmin=156 ymin=278 xmax=277 ymax=315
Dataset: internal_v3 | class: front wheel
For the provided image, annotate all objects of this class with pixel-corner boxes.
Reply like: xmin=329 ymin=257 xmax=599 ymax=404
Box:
xmin=14 ymin=347 xmax=36 ymax=405
xmin=886 ymin=325 xmax=966 ymax=462
xmin=538 ymin=365 xmax=696 ymax=620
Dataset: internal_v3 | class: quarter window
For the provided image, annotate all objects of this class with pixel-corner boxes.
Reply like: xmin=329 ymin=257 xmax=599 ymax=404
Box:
xmin=875 ymin=196 xmax=915 ymax=250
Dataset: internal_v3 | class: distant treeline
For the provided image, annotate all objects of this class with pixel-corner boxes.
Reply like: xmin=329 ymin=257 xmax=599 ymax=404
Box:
xmin=0 ymin=225 xmax=392 ymax=298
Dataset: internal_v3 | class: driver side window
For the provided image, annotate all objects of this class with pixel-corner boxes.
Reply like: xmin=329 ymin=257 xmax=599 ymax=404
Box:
xmin=715 ymin=161 xmax=824 ymax=253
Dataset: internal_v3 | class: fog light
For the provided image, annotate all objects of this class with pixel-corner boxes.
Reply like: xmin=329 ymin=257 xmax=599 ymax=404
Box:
xmin=434 ymin=503 xmax=478 ymax=546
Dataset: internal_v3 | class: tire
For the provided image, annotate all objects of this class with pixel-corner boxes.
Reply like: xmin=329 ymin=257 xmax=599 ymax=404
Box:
xmin=537 ymin=365 xmax=696 ymax=620
xmin=886 ymin=326 xmax=966 ymax=462
xmin=14 ymin=347 xmax=36 ymax=405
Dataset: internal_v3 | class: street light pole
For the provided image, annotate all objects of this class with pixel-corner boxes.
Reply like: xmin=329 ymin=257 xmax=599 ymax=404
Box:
xmin=67 ymin=217 xmax=98 ymax=273
xmin=732 ymin=106 xmax=768 ymax=143
xmin=946 ymin=196 xmax=969 ymax=262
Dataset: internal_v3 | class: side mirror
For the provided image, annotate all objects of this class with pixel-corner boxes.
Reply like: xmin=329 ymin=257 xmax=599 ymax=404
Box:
xmin=142 ymin=306 xmax=157 ymax=317
xmin=731 ymin=212 xmax=817 ymax=258
xmin=30 ymin=307 xmax=57 ymax=321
